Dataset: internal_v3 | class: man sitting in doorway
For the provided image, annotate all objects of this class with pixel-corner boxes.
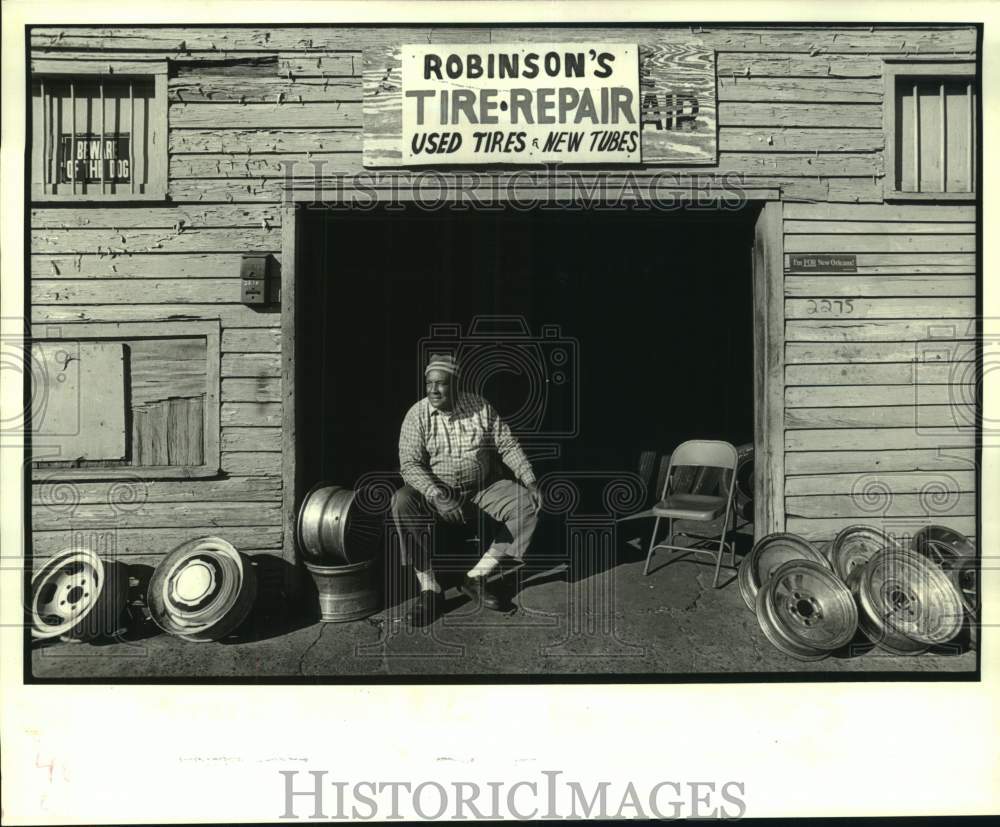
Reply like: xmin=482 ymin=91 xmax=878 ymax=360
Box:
xmin=392 ymin=353 xmax=542 ymax=626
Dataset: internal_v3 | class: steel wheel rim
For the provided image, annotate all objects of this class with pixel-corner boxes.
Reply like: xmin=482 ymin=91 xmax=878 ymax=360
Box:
xmin=148 ymin=537 xmax=255 ymax=641
xmin=912 ymin=525 xmax=976 ymax=564
xmin=762 ymin=588 xmax=829 ymax=660
xmin=830 ymin=525 xmax=899 ymax=582
xmin=296 ymin=483 xmax=378 ymax=565
xmin=31 ymin=548 xmax=105 ymax=639
xmin=847 ymin=563 xmax=928 ymax=655
xmin=734 ymin=443 xmax=754 ymax=506
xmin=860 ymin=550 xmax=963 ymax=646
xmin=297 ymin=482 xmax=351 ymax=563
xmin=161 ymin=553 xmax=238 ymax=627
xmin=180 ymin=562 xmax=257 ymax=642
xmin=817 ymin=540 xmax=832 ymax=563
xmin=765 ymin=560 xmax=858 ymax=653
xmin=916 ymin=537 xmax=972 ymax=568
xmin=952 ymin=556 xmax=978 ymax=616
xmin=755 ymin=578 xmax=828 ymax=661
xmin=738 ymin=554 xmax=757 ymax=611
xmin=743 ymin=532 xmax=829 ymax=610
xmin=912 ymin=525 xmax=977 ymax=616
xmin=320 ymin=488 xmax=353 ymax=559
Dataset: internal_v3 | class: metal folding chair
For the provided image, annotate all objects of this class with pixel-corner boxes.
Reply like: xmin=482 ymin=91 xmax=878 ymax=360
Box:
xmin=642 ymin=439 xmax=739 ymax=587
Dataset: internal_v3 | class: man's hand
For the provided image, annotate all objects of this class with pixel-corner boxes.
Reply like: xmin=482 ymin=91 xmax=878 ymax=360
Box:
xmin=437 ymin=502 xmax=465 ymax=525
xmin=429 ymin=486 xmax=465 ymax=525
xmin=525 ymin=482 xmax=543 ymax=513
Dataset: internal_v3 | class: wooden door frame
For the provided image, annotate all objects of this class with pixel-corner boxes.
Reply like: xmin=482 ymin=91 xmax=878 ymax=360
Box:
xmin=752 ymin=201 xmax=786 ymax=539
xmin=280 ymin=202 xmax=301 ymax=595
xmin=280 ymin=197 xmax=787 ymax=576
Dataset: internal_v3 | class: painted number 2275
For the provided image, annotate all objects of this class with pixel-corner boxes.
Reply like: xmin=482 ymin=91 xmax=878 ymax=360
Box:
xmin=806 ymin=299 xmax=855 ymax=314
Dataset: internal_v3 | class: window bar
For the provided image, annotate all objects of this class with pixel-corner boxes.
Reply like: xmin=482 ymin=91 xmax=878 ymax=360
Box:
xmin=967 ymin=82 xmax=974 ymax=192
xmin=129 ymin=82 xmax=135 ymax=195
xmin=100 ymin=79 xmax=106 ymax=194
xmin=70 ymin=82 xmax=77 ymax=194
xmin=939 ymin=83 xmax=946 ymax=192
xmin=41 ymin=80 xmax=48 ymax=192
xmin=912 ymin=83 xmax=920 ymax=192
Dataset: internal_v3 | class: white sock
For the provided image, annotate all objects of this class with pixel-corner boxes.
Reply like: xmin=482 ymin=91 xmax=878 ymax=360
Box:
xmin=468 ymin=552 xmax=501 ymax=579
xmin=415 ymin=568 xmax=442 ymax=593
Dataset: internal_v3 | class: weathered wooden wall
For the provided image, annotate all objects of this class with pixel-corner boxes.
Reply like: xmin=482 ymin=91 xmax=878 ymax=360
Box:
xmin=782 ymin=202 xmax=977 ymax=542
xmin=28 ymin=24 xmax=979 ymax=567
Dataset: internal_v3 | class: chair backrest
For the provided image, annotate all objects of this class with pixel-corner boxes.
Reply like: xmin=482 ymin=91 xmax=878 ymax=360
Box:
xmin=661 ymin=440 xmax=739 ymax=499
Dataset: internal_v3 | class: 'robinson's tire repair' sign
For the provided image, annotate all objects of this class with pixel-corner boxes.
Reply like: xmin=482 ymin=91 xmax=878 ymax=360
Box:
xmin=363 ymin=40 xmax=716 ymax=166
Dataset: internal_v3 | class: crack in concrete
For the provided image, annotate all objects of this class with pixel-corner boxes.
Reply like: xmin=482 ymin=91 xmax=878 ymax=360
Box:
xmin=365 ymin=615 xmax=394 ymax=675
xmin=296 ymin=623 xmax=327 ymax=676
xmin=682 ymin=574 xmax=711 ymax=613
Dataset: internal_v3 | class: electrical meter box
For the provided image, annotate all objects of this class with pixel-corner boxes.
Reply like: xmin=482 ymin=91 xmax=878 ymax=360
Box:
xmin=240 ymin=253 xmax=274 ymax=305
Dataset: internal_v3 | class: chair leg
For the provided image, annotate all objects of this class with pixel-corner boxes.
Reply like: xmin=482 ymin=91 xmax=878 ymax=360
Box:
xmin=729 ymin=504 xmax=738 ymax=568
xmin=712 ymin=531 xmax=725 ymax=588
xmin=643 ymin=517 xmax=661 ymax=576
xmin=713 ymin=505 xmax=735 ymax=588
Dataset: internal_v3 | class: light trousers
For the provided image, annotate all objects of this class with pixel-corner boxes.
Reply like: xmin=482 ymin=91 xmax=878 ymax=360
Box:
xmin=390 ymin=480 xmax=538 ymax=569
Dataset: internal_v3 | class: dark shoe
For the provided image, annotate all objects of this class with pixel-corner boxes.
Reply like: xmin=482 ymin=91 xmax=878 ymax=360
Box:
xmin=407 ymin=589 xmax=443 ymax=627
xmin=458 ymin=575 xmax=508 ymax=612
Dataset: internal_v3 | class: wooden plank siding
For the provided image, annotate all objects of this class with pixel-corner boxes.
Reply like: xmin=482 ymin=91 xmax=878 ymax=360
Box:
xmin=782 ymin=201 xmax=978 ymax=543
xmin=28 ymin=24 xmax=979 ymax=570
xmin=31 ymin=25 xmax=977 ymax=207
xmin=30 ymin=26 xmax=978 ymax=53
xmin=32 ymin=527 xmax=284 ymax=558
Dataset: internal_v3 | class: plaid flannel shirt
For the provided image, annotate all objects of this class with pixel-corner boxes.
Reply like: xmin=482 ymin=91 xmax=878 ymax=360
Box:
xmin=398 ymin=392 xmax=536 ymax=498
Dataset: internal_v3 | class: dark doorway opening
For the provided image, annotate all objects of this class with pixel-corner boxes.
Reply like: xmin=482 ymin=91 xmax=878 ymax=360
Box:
xmin=297 ymin=205 xmax=756 ymax=503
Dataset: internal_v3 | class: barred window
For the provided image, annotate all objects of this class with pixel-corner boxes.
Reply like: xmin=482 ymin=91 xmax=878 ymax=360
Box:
xmin=31 ymin=69 xmax=167 ymax=201
xmin=884 ymin=61 xmax=977 ymax=200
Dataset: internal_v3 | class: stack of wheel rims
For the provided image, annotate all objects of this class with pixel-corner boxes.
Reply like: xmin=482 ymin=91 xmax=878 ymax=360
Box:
xmin=296 ymin=482 xmax=384 ymax=623
xmin=742 ymin=524 xmax=973 ymax=659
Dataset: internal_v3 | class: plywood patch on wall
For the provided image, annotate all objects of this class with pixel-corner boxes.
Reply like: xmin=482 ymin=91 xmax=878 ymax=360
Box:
xmin=31 ymin=341 xmax=128 ymax=461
